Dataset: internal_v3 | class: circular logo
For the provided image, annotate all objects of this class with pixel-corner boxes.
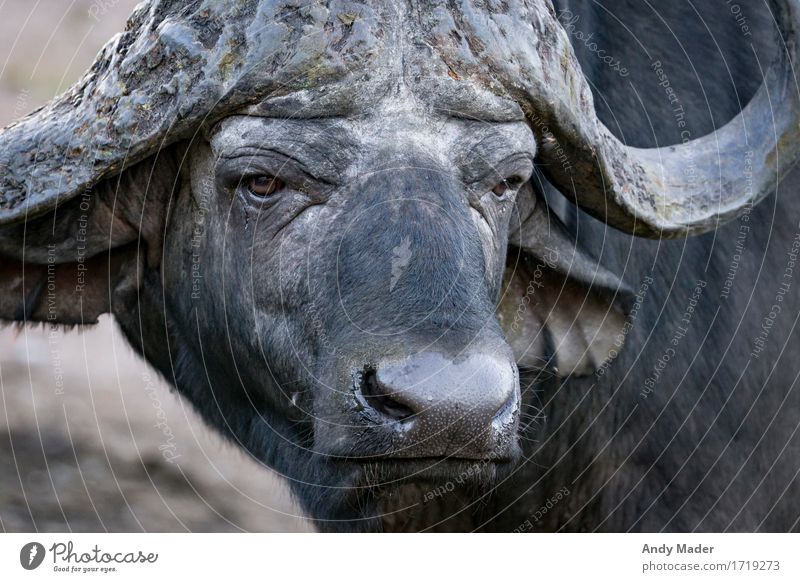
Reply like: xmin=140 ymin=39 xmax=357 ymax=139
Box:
xmin=19 ymin=542 xmax=46 ymax=570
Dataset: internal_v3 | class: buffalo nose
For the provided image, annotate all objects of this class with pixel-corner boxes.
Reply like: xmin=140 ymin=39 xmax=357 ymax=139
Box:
xmin=358 ymin=352 xmax=519 ymax=458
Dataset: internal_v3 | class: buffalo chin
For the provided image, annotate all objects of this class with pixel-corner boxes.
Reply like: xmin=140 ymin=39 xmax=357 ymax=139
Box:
xmin=317 ymin=457 xmax=513 ymax=532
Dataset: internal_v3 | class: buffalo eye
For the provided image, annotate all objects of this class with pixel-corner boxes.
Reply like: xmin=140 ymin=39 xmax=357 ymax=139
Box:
xmin=246 ymin=175 xmax=285 ymax=197
xmin=492 ymin=176 xmax=523 ymax=198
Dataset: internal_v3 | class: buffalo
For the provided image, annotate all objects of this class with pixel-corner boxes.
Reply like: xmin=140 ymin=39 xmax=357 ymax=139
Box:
xmin=1 ymin=0 xmax=799 ymax=532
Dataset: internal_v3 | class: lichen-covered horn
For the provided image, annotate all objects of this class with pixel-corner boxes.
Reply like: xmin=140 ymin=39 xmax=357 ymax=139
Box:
xmin=1 ymin=0 xmax=796 ymax=238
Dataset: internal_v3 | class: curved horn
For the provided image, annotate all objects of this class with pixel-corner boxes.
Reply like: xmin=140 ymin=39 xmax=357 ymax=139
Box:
xmin=1 ymin=0 xmax=795 ymax=239
xmin=515 ymin=0 xmax=800 ymax=238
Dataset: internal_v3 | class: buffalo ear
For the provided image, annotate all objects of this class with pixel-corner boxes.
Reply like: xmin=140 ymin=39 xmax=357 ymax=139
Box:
xmin=0 ymin=245 xmax=142 ymax=326
xmin=0 ymin=153 xmax=177 ymax=325
xmin=497 ymin=195 xmax=635 ymax=377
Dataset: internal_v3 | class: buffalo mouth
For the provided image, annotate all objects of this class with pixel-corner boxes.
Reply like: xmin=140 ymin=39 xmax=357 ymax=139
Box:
xmin=323 ymin=457 xmax=512 ymax=532
xmin=318 ymin=428 xmax=521 ymax=470
xmin=327 ymin=453 xmax=517 ymax=492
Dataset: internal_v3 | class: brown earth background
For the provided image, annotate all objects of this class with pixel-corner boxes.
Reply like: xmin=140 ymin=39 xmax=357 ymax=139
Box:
xmin=0 ymin=0 xmax=312 ymax=532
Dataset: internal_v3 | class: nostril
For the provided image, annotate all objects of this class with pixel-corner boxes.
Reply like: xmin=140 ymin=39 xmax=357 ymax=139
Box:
xmin=492 ymin=389 xmax=519 ymax=427
xmin=360 ymin=365 xmax=415 ymax=421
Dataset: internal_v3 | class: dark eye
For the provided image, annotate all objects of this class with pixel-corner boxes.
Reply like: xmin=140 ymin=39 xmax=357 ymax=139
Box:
xmin=491 ymin=176 xmax=523 ymax=198
xmin=492 ymin=181 xmax=510 ymax=197
xmin=246 ymin=175 xmax=285 ymax=198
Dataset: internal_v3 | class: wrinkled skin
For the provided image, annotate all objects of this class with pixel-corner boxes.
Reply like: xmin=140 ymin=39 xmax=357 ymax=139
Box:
xmin=111 ymin=80 xmax=537 ymax=530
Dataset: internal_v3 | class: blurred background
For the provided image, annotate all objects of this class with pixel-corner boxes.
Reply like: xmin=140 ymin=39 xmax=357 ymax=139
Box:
xmin=0 ymin=0 xmax=311 ymax=532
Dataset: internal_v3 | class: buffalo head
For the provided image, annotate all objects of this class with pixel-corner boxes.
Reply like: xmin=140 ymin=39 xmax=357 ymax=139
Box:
xmin=1 ymin=0 xmax=798 ymax=531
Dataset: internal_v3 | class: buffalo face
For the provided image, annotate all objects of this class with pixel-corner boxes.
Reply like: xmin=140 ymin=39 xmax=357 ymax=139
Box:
xmin=166 ymin=83 xmax=536 ymax=504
